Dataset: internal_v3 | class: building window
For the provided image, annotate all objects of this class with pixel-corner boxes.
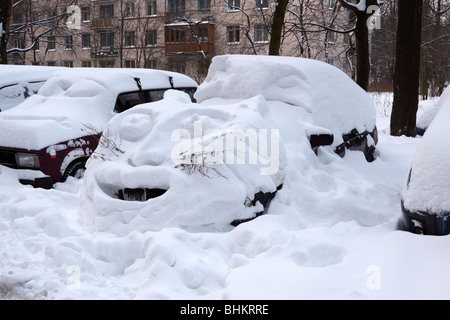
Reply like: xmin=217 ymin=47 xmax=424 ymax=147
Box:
xmin=145 ymin=59 xmax=157 ymax=69
xmin=255 ymin=0 xmax=268 ymax=9
xmin=47 ymin=61 xmax=56 ymax=66
xmin=168 ymin=60 xmax=185 ymax=74
xmin=198 ymin=0 xmax=210 ymax=13
xmin=124 ymin=31 xmax=135 ymax=47
xmin=82 ymin=61 xmax=91 ymax=67
xmin=254 ymin=24 xmax=268 ymax=42
xmin=125 ymin=3 xmax=135 ymax=18
xmin=81 ymin=7 xmax=90 ymax=22
xmin=147 ymin=0 xmax=157 ymax=16
xmin=168 ymin=0 xmax=185 ymax=15
xmin=100 ymin=60 xmax=115 ymax=68
xmin=48 ymin=10 xmax=57 ymax=23
xmin=125 ymin=60 xmax=136 ymax=68
xmin=100 ymin=4 xmax=114 ymax=18
xmin=100 ymin=32 xmax=114 ymax=49
xmin=33 ymin=40 xmax=39 ymax=51
xmin=226 ymin=26 xmax=240 ymax=43
xmin=227 ymin=0 xmax=240 ymax=11
xmin=64 ymin=61 xmax=74 ymax=68
xmin=82 ymin=33 xmax=91 ymax=49
xmin=166 ymin=27 xmax=186 ymax=43
xmin=194 ymin=24 xmax=208 ymax=42
xmin=326 ymin=57 xmax=334 ymax=66
xmin=47 ymin=36 xmax=56 ymax=50
xmin=327 ymin=26 xmax=336 ymax=44
xmin=64 ymin=35 xmax=73 ymax=50
xmin=328 ymin=0 xmax=335 ymax=9
xmin=14 ymin=38 xmax=25 ymax=49
xmin=146 ymin=30 xmax=157 ymax=46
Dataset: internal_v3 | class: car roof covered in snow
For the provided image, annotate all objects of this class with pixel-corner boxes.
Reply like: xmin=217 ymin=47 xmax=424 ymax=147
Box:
xmin=0 ymin=65 xmax=65 ymax=88
xmin=194 ymin=55 xmax=376 ymax=138
xmin=39 ymin=67 xmax=198 ymax=96
xmin=402 ymin=85 xmax=450 ymax=215
xmin=0 ymin=68 xmax=198 ymax=150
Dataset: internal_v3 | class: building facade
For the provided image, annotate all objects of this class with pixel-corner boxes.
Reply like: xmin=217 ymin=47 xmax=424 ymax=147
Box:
xmin=7 ymin=0 xmax=356 ymax=82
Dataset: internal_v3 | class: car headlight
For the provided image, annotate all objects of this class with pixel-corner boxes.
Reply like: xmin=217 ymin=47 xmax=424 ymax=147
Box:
xmin=15 ymin=153 xmax=41 ymax=169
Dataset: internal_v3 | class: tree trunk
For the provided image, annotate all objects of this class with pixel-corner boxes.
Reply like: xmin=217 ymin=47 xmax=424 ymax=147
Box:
xmin=269 ymin=0 xmax=289 ymax=56
xmin=0 ymin=0 xmax=13 ymax=64
xmin=390 ymin=0 xmax=423 ymax=137
xmin=354 ymin=11 xmax=370 ymax=91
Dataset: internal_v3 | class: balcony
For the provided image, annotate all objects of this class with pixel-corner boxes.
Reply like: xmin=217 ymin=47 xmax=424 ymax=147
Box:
xmin=91 ymin=18 xmax=118 ymax=29
xmin=91 ymin=46 xmax=119 ymax=58
xmin=165 ymin=23 xmax=214 ymax=54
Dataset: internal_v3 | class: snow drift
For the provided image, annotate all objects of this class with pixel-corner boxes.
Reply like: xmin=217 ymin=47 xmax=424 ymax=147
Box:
xmin=79 ymin=90 xmax=285 ymax=234
xmin=0 ymin=57 xmax=449 ymax=300
xmin=195 ymin=55 xmax=376 ymax=146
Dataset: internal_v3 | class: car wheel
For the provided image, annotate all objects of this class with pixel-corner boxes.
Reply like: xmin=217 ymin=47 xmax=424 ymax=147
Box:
xmin=63 ymin=159 xmax=87 ymax=181
xmin=396 ymin=218 xmax=406 ymax=231
xmin=364 ymin=145 xmax=376 ymax=162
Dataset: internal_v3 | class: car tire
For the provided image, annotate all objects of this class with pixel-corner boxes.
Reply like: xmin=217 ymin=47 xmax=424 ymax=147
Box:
xmin=63 ymin=159 xmax=87 ymax=181
xmin=396 ymin=218 xmax=406 ymax=231
xmin=364 ymin=145 xmax=376 ymax=162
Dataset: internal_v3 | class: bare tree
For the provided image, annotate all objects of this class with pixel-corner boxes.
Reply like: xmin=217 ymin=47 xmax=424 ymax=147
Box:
xmin=0 ymin=0 xmax=13 ymax=64
xmin=337 ymin=0 xmax=381 ymax=91
xmin=390 ymin=0 xmax=424 ymax=137
xmin=5 ymin=0 xmax=78 ymax=65
xmin=269 ymin=0 xmax=288 ymax=55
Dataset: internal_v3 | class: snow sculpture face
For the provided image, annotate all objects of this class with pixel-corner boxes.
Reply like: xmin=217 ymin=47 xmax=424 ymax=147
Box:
xmin=79 ymin=90 xmax=285 ymax=234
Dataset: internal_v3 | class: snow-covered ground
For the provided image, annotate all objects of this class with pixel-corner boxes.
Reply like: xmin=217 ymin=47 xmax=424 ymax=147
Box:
xmin=0 ymin=88 xmax=447 ymax=300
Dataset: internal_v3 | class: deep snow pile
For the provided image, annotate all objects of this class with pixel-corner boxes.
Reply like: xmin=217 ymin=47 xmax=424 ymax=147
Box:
xmin=79 ymin=91 xmax=285 ymax=234
xmin=0 ymin=65 xmax=449 ymax=299
xmin=196 ymin=55 xmax=376 ymax=147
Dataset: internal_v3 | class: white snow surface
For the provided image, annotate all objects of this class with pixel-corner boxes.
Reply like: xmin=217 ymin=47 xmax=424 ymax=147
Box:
xmin=402 ymin=86 xmax=450 ymax=215
xmin=0 ymin=65 xmax=66 ymax=112
xmin=0 ymin=67 xmax=449 ymax=299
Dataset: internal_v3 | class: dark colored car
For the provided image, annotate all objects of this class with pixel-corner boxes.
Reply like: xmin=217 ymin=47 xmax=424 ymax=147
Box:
xmin=401 ymin=86 xmax=450 ymax=235
xmin=0 ymin=68 xmax=198 ymax=189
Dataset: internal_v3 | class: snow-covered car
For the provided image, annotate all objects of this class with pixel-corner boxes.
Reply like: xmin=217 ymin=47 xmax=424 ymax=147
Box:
xmin=401 ymin=86 xmax=450 ymax=235
xmin=0 ymin=65 xmax=65 ymax=112
xmin=79 ymin=90 xmax=285 ymax=232
xmin=195 ymin=55 xmax=378 ymax=162
xmin=78 ymin=55 xmax=377 ymax=232
xmin=414 ymin=98 xmax=444 ymax=136
xmin=0 ymin=68 xmax=198 ymax=189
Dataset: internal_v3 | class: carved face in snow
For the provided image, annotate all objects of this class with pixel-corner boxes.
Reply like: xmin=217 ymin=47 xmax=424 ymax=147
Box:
xmin=79 ymin=91 xmax=285 ymax=234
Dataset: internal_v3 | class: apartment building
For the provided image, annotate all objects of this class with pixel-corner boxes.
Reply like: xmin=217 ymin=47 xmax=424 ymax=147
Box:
xmin=7 ymin=0 xmax=356 ymax=82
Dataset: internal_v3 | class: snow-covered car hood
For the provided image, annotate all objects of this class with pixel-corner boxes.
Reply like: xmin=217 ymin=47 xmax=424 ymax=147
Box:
xmin=0 ymin=88 xmax=114 ymax=150
xmin=0 ymin=68 xmax=197 ymax=150
xmin=402 ymin=85 xmax=450 ymax=215
xmin=79 ymin=90 xmax=285 ymax=234
xmin=195 ymin=55 xmax=376 ymax=146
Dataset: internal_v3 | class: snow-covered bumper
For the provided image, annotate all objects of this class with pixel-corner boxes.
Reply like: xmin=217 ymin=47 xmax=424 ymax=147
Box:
xmin=401 ymin=201 xmax=450 ymax=235
xmin=16 ymin=169 xmax=54 ymax=189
